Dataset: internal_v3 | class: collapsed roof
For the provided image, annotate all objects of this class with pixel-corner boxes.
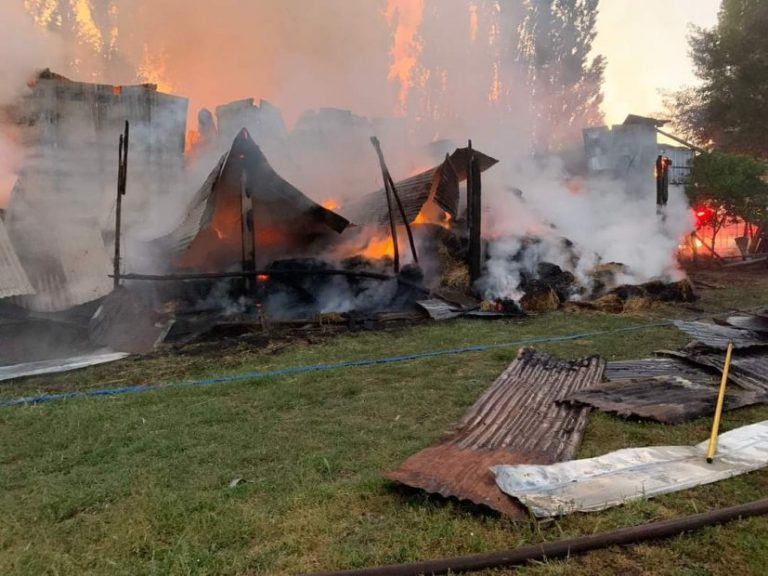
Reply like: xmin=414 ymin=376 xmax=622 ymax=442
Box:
xmin=158 ymin=129 xmax=351 ymax=271
xmin=343 ymin=147 xmax=498 ymax=226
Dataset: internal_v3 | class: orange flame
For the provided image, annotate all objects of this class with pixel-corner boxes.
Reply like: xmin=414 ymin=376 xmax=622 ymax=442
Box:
xmin=185 ymin=129 xmax=201 ymax=155
xmin=362 ymin=234 xmax=396 ymax=260
xmin=322 ymin=199 xmax=340 ymax=211
xmin=137 ymin=44 xmax=174 ymax=93
xmin=385 ymin=0 xmax=424 ymax=112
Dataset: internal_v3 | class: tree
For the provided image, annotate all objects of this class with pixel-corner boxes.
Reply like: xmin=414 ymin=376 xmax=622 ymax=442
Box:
xmin=518 ymin=0 xmax=605 ymax=151
xmin=686 ymin=152 xmax=768 ymax=250
xmin=671 ymin=0 xmax=768 ymax=157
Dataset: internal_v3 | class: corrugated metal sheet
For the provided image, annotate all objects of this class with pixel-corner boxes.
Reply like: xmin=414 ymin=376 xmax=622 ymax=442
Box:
xmin=604 ymin=357 xmax=718 ymax=387
xmin=344 ymin=148 xmax=497 ymax=226
xmin=664 ymin=349 xmax=768 ymax=394
xmin=0 ymin=216 xmax=34 ymax=299
xmin=386 ymin=348 xmax=605 ymax=517
xmin=415 ymin=299 xmax=461 ymax=321
xmin=158 ymin=154 xmax=227 ymax=257
xmin=156 ymin=129 xmax=350 ymax=268
xmin=721 ymin=314 xmax=768 ymax=334
xmin=493 ymin=420 xmax=768 ymax=518
xmin=6 ymin=185 xmax=113 ymax=312
xmin=6 ymin=74 xmax=187 ymax=311
xmin=89 ymin=287 xmax=171 ymax=354
xmin=344 ymin=162 xmax=457 ymax=227
xmin=563 ymin=377 xmax=763 ymax=424
xmin=673 ymin=320 xmax=768 ymax=350
xmin=0 ymin=349 xmax=130 ymax=383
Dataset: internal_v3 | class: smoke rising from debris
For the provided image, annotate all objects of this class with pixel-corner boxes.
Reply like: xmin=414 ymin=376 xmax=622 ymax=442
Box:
xmin=1 ymin=0 xmax=693 ymax=311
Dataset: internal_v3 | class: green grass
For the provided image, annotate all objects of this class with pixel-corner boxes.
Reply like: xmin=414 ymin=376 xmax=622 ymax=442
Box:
xmin=1 ymin=278 xmax=768 ymax=575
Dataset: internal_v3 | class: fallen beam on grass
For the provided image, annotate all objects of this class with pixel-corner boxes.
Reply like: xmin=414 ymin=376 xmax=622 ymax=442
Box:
xmin=305 ymin=498 xmax=768 ymax=576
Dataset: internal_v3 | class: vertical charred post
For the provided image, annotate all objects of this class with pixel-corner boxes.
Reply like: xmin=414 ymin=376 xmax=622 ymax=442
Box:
xmin=240 ymin=169 xmax=256 ymax=296
xmin=113 ymin=120 xmax=129 ymax=289
xmin=370 ymin=137 xmax=402 ymax=273
xmin=467 ymin=140 xmax=483 ymax=284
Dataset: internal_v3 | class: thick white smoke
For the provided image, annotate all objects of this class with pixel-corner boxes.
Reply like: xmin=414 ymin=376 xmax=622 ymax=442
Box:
xmin=0 ymin=0 xmax=694 ymax=313
xmin=0 ymin=2 xmax=63 ymax=207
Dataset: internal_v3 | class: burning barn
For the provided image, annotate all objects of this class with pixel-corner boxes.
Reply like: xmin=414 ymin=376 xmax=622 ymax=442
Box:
xmin=0 ymin=68 xmax=701 ymax=365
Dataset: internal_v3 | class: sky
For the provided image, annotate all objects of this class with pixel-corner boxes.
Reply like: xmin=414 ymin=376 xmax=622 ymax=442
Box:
xmin=594 ymin=0 xmax=721 ymax=125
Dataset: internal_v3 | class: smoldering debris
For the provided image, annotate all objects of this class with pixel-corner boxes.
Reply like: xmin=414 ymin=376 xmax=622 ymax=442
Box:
xmin=0 ymin=61 xmax=704 ymax=365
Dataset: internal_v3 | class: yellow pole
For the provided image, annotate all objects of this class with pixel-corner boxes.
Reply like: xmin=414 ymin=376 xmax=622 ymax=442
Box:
xmin=706 ymin=342 xmax=734 ymax=463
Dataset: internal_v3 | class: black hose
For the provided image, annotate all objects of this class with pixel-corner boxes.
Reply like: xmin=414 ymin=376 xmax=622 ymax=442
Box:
xmin=305 ymin=498 xmax=768 ymax=576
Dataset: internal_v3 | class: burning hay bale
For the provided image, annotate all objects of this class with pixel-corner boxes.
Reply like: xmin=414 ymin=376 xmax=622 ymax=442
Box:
xmin=520 ymin=282 xmax=561 ymax=313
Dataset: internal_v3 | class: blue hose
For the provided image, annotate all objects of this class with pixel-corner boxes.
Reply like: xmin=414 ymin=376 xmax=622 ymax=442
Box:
xmin=0 ymin=320 xmax=674 ymax=408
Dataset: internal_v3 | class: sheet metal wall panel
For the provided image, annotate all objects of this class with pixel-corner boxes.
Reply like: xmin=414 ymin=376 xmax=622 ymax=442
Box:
xmin=604 ymin=357 xmax=718 ymax=387
xmin=673 ymin=320 xmax=768 ymax=350
xmin=493 ymin=420 xmax=768 ymax=517
xmin=0 ymin=217 xmax=34 ymax=299
xmin=563 ymin=377 xmax=763 ymax=424
xmin=666 ymin=349 xmax=768 ymax=394
xmin=386 ymin=348 xmax=605 ymax=517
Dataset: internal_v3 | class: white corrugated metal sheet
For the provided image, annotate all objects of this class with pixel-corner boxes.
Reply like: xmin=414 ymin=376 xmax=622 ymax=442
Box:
xmin=6 ymin=187 xmax=113 ymax=312
xmin=0 ymin=216 xmax=34 ymax=299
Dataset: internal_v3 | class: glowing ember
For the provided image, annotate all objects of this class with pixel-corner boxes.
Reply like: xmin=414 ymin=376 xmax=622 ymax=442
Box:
xmin=322 ymin=199 xmax=340 ymax=211
xmin=185 ymin=130 xmax=202 ymax=154
xmin=385 ymin=0 xmax=424 ymax=112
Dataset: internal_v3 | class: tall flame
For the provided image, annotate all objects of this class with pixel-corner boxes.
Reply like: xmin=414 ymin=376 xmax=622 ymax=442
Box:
xmin=384 ymin=0 xmax=425 ymax=112
xmin=469 ymin=2 xmax=479 ymax=44
xmin=137 ymin=44 xmax=174 ymax=93
xmin=70 ymin=0 xmax=103 ymax=53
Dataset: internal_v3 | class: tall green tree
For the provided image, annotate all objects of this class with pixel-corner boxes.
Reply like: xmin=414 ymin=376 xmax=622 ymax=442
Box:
xmin=672 ymin=0 xmax=768 ymax=157
xmin=518 ymin=0 xmax=605 ymax=151
xmin=686 ymin=152 xmax=768 ymax=249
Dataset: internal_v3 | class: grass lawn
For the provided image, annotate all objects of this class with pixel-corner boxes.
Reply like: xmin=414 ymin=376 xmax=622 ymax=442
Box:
xmin=2 ymin=271 xmax=768 ymax=575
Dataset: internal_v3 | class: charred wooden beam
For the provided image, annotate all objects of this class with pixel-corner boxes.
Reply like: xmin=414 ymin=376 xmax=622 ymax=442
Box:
xmin=115 ymin=270 xmax=431 ymax=293
xmin=467 ymin=140 xmax=483 ymax=284
xmin=240 ymin=169 xmax=257 ymax=295
xmin=369 ymin=138 xmax=419 ymax=265
xmin=371 ymin=137 xmax=408 ymax=273
xmin=113 ymin=120 xmax=129 ymax=289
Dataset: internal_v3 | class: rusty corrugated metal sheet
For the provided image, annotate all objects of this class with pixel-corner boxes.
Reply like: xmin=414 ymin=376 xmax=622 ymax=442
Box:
xmin=673 ymin=320 xmax=768 ymax=350
xmin=563 ymin=377 xmax=764 ymax=424
xmin=0 ymin=216 xmax=34 ymax=299
xmin=385 ymin=348 xmax=604 ymax=517
xmin=344 ymin=148 xmax=497 ymax=226
xmin=605 ymin=357 xmax=717 ymax=387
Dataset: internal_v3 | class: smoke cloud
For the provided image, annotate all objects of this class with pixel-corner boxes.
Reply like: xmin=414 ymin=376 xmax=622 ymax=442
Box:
xmin=0 ymin=0 xmax=693 ymax=313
